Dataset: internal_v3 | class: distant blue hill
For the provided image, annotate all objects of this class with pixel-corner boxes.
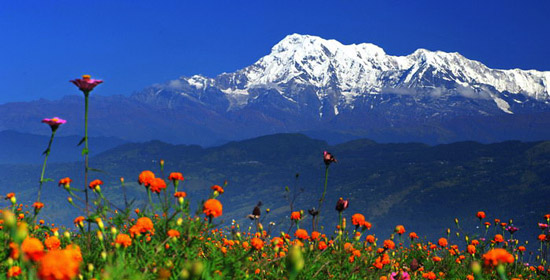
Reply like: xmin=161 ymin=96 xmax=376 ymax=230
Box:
xmin=0 ymin=130 xmax=127 ymax=164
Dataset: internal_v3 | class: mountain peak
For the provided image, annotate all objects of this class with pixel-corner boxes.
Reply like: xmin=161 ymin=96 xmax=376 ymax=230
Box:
xmin=271 ymin=33 xmax=386 ymax=57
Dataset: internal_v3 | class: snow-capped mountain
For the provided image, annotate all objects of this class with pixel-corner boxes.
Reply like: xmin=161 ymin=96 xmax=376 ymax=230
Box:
xmin=1 ymin=34 xmax=550 ymax=145
xmin=148 ymin=33 xmax=549 ymax=117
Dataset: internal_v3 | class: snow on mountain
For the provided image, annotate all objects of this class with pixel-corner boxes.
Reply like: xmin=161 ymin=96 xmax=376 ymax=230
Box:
xmin=162 ymin=34 xmax=549 ymax=115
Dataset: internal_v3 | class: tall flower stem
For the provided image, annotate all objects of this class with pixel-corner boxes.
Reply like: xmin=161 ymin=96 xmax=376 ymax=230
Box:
xmin=315 ymin=165 xmax=330 ymax=229
xmin=37 ymin=130 xmax=56 ymax=202
xmin=83 ymin=92 xmax=90 ymax=220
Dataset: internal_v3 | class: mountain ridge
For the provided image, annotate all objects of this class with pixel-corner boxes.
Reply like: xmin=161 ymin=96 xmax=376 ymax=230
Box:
xmin=2 ymin=133 xmax=549 ymax=247
xmin=1 ymin=34 xmax=549 ymax=145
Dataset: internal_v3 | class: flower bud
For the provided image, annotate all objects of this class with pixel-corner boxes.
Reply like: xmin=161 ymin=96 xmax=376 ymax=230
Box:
xmin=190 ymin=261 xmax=204 ymax=277
xmin=177 ymin=218 xmax=183 ymax=226
xmin=10 ymin=196 xmax=16 ymax=204
xmin=287 ymin=245 xmax=304 ymax=273
xmin=342 ymin=218 xmax=347 ymax=230
xmin=96 ymin=218 xmax=104 ymax=230
xmin=471 ymin=261 xmax=482 ymax=274
xmin=3 ymin=211 xmax=16 ymax=228
xmin=15 ymin=222 xmax=28 ymax=242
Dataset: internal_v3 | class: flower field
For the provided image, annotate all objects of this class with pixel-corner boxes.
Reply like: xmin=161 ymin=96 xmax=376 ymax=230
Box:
xmin=1 ymin=76 xmax=550 ymax=279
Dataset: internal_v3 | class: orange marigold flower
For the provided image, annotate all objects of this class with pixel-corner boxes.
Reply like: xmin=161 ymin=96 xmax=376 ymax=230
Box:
xmin=294 ymin=229 xmax=309 ymax=240
xmin=310 ymin=231 xmax=320 ymax=241
xmin=73 ymin=216 xmax=85 ymax=227
xmin=471 ymin=239 xmax=479 ymax=246
xmin=366 ymin=235 xmax=376 ymax=244
xmin=21 ymin=237 xmax=44 ymax=261
xmin=135 ymin=217 xmax=154 ymax=233
xmin=65 ymin=244 xmax=82 ymax=262
xmin=44 ymin=236 xmax=61 ymax=251
xmin=518 ymin=246 xmax=526 ymax=252
xmin=33 ymin=202 xmax=44 ymax=210
xmin=138 ymin=170 xmax=156 ymax=186
xmin=129 ymin=225 xmax=141 ymax=237
xmin=538 ymin=234 xmax=546 ymax=241
xmin=383 ymin=239 xmax=395 ymax=250
xmin=167 ymin=229 xmax=180 ymax=238
xmin=318 ymin=241 xmax=328 ymax=250
xmin=203 ymin=199 xmax=223 ymax=218
xmin=251 ymin=237 xmax=264 ymax=250
xmin=115 ymin=234 xmax=132 ymax=248
xmin=363 ymin=221 xmax=372 ymax=230
xmin=493 ymin=234 xmax=504 ymax=243
xmin=168 ymin=172 xmax=184 ymax=182
xmin=409 ymin=232 xmax=419 ymax=240
xmin=174 ymin=192 xmax=187 ymax=198
xmin=422 ymin=271 xmax=436 ymax=280
xmin=290 ymin=211 xmax=301 ymax=221
xmin=37 ymin=249 xmax=81 ymax=280
xmin=344 ymin=242 xmax=354 ymax=252
xmin=9 ymin=242 xmax=19 ymax=259
xmin=395 ymin=225 xmax=405 ymax=235
xmin=438 ymin=237 xmax=448 ymax=247
xmin=5 ymin=192 xmax=15 ymax=199
xmin=58 ymin=177 xmax=72 ymax=187
xmin=467 ymin=244 xmax=477 ymax=255
xmin=271 ymin=237 xmax=284 ymax=248
xmin=351 ymin=213 xmax=365 ymax=226
xmin=432 ymin=256 xmax=442 ymax=262
xmin=211 ymin=185 xmax=224 ymax=194
xmin=149 ymin=178 xmax=167 ymax=194
xmin=7 ymin=266 xmax=21 ymax=278
xmin=476 ymin=211 xmax=486 ymax=219
xmin=88 ymin=179 xmax=103 ymax=190
xmin=483 ymin=248 xmax=514 ymax=267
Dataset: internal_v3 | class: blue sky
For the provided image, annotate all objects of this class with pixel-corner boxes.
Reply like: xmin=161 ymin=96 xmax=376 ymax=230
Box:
xmin=0 ymin=0 xmax=548 ymax=104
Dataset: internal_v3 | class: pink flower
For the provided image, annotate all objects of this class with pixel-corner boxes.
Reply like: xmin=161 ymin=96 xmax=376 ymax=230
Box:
xmin=335 ymin=197 xmax=349 ymax=212
xmin=323 ymin=151 xmax=337 ymax=166
xmin=70 ymin=75 xmax=103 ymax=93
xmin=42 ymin=117 xmax=66 ymax=131
xmin=391 ymin=271 xmax=411 ymax=280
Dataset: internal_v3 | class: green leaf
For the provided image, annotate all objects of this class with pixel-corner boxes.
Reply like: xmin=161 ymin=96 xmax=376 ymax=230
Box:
xmin=81 ymin=148 xmax=89 ymax=155
xmin=42 ymin=148 xmax=50 ymax=155
xmin=89 ymin=168 xmax=105 ymax=173
xmin=43 ymin=178 xmax=54 ymax=183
